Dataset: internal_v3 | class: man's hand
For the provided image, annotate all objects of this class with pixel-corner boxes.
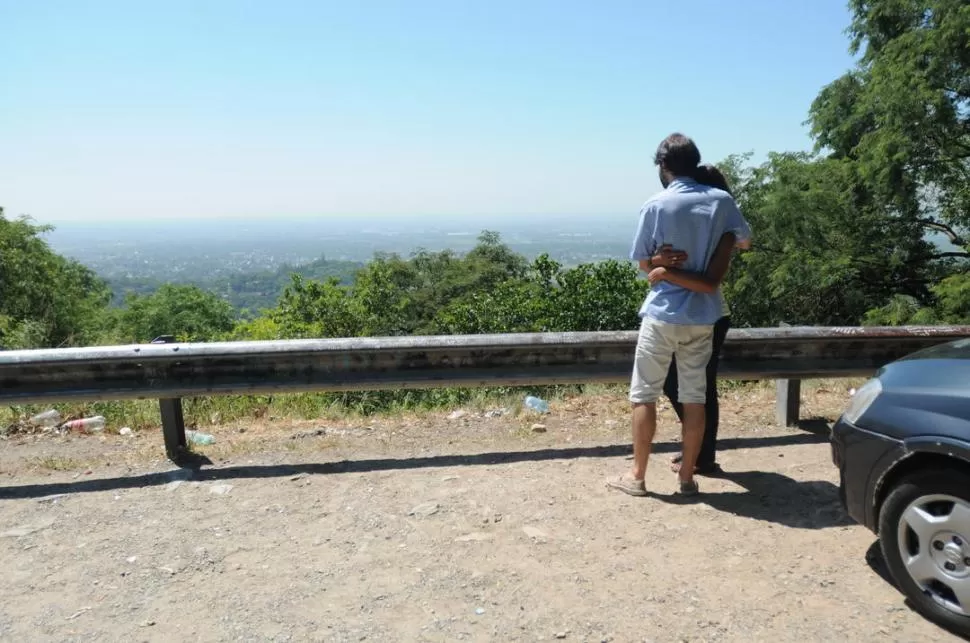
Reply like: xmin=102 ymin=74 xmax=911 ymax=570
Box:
xmin=651 ymin=245 xmax=687 ymax=268
xmin=647 ymin=266 xmax=668 ymax=286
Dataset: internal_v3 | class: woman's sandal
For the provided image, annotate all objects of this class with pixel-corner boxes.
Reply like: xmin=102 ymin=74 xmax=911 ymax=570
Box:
xmin=670 ymin=453 xmax=723 ymax=476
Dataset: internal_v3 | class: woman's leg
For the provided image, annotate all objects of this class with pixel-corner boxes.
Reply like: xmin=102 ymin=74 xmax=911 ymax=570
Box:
xmin=698 ymin=315 xmax=731 ymax=466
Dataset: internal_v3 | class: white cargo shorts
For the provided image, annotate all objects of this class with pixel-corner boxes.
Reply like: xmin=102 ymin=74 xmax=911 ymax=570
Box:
xmin=629 ymin=317 xmax=714 ymax=405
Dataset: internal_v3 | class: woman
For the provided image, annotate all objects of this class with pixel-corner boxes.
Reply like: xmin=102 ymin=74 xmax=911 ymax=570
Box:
xmin=646 ymin=164 xmax=750 ymax=476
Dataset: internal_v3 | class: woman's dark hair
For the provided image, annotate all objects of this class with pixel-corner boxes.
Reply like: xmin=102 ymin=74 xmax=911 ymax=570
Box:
xmin=693 ymin=163 xmax=732 ymax=196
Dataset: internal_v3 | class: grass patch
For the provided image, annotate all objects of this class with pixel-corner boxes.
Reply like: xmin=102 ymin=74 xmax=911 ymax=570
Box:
xmin=0 ymin=379 xmax=850 ymax=436
xmin=29 ymin=455 xmax=84 ymax=472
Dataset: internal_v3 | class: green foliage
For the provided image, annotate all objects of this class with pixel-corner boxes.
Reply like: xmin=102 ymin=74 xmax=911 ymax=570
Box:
xmin=809 ymin=0 xmax=970 ymax=245
xmin=724 ymin=152 xmax=942 ymax=326
xmin=112 ymin=284 xmax=235 ymax=343
xmin=866 ymin=273 xmax=970 ymax=325
xmin=0 ymin=210 xmax=110 ymax=349
xmin=106 ymin=256 xmax=362 ymax=316
xmin=434 ymin=254 xmax=643 ymax=334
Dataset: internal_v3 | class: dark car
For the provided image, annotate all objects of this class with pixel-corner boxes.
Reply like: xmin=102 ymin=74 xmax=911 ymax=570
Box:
xmin=832 ymin=337 xmax=970 ymax=636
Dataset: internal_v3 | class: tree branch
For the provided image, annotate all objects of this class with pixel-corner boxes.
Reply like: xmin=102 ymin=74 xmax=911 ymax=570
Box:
xmin=928 ymin=251 xmax=970 ymax=260
xmin=919 ymin=218 xmax=968 ymax=246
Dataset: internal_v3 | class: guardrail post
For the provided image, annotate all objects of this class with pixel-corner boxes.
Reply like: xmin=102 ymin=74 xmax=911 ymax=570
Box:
xmin=774 ymin=322 xmax=801 ymax=427
xmin=775 ymin=379 xmax=801 ymax=427
xmin=151 ymin=336 xmax=188 ymax=463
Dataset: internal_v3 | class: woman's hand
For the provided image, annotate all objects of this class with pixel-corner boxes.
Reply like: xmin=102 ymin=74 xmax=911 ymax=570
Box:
xmin=647 ymin=266 xmax=668 ymax=285
xmin=651 ymin=245 xmax=687 ymax=268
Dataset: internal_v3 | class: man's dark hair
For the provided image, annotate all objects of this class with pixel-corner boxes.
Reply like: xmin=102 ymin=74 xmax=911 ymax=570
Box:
xmin=653 ymin=133 xmax=701 ymax=177
xmin=694 ymin=163 xmax=732 ymax=195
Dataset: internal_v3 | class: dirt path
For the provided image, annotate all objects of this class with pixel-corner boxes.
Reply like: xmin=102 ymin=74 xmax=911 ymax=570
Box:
xmin=0 ymin=386 xmax=960 ymax=642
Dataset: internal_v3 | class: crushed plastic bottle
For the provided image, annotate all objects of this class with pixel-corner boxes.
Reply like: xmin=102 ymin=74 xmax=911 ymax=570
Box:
xmin=61 ymin=416 xmax=106 ymax=433
xmin=524 ymin=395 xmax=550 ymax=414
xmin=186 ymin=430 xmax=216 ymax=446
xmin=29 ymin=409 xmax=62 ymax=429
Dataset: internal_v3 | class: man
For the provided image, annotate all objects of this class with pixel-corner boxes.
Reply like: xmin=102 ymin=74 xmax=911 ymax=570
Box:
xmin=655 ymin=164 xmax=751 ymax=477
xmin=608 ymin=134 xmax=751 ymax=497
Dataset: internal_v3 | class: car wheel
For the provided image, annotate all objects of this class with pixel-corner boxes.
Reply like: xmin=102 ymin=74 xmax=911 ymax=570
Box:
xmin=880 ymin=468 xmax=970 ymax=637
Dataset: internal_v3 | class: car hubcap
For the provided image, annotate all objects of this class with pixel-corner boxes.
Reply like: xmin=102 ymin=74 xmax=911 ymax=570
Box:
xmin=897 ymin=494 xmax=970 ymax=616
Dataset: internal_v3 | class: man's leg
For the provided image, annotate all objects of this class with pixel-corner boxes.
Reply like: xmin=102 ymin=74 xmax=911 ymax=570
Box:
xmin=609 ymin=318 xmax=674 ymax=496
xmin=674 ymin=325 xmax=715 ymax=488
xmin=630 ymin=402 xmax=657 ymax=481
xmin=698 ymin=316 xmax=731 ymax=466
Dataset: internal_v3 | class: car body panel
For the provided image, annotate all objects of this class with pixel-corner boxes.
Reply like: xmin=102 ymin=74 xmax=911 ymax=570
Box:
xmin=832 ymin=416 xmax=901 ymax=529
xmin=833 ymin=338 xmax=970 ymax=533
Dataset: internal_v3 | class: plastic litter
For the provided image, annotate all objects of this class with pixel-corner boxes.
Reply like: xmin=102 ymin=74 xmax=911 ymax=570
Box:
xmin=29 ymin=410 xmax=62 ymax=429
xmin=524 ymin=395 xmax=549 ymax=414
xmin=186 ymin=430 xmax=216 ymax=446
xmin=61 ymin=416 xmax=106 ymax=433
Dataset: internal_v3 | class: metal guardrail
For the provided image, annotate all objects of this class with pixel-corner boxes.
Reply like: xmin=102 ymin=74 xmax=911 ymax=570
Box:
xmin=1 ymin=326 xmax=968 ymax=463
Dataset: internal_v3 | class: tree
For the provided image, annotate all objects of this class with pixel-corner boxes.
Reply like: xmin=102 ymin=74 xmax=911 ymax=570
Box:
xmin=433 ymin=253 xmax=643 ymax=334
xmin=115 ymin=284 xmax=235 ymax=343
xmin=0 ymin=209 xmax=110 ymax=349
xmin=722 ymin=153 xmax=942 ymax=327
xmin=809 ymin=0 xmax=970 ymax=255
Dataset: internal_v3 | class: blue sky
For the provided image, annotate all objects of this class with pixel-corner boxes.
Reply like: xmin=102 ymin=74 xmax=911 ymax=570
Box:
xmin=1 ymin=1 xmax=856 ymax=222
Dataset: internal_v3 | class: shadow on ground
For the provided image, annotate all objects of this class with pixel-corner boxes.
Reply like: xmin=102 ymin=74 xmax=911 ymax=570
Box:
xmin=648 ymin=467 xmax=854 ymax=530
xmin=0 ymin=429 xmax=828 ymax=500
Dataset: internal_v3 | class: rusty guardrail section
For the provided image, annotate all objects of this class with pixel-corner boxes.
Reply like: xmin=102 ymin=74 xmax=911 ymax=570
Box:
xmin=0 ymin=326 xmax=968 ymax=463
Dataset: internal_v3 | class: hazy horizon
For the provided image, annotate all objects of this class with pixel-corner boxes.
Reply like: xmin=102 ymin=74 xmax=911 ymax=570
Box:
xmin=2 ymin=1 xmax=855 ymax=223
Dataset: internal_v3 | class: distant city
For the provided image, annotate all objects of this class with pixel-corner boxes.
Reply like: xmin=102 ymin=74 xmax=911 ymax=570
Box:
xmin=42 ymin=214 xmax=638 ymax=312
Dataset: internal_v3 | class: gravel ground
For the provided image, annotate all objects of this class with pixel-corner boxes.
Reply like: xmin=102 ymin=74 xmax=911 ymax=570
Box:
xmin=0 ymin=385 xmax=961 ymax=642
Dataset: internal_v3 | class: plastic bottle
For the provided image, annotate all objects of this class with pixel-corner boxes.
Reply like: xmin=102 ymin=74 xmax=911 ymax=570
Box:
xmin=29 ymin=409 xmax=62 ymax=428
xmin=186 ymin=430 xmax=216 ymax=446
xmin=524 ymin=395 xmax=550 ymax=414
xmin=61 ymin=416 xmax=106 ymax=433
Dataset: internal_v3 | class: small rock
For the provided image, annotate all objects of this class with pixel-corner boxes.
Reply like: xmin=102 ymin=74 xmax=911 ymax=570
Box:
xmin=475 ymin=607 xmax=485 ymax=615
xmin=455 ymin=532 xmax=493 ymax=542
xmin=556 ymin=633 xmax=568 ymax=639
xmin=531 ymin=424 xmax=547 ymax=433
xmin=289 ymin=473 xmax=307 ymax=482
xmin=484 ymin=408 xmax=508 ymax=418
xmin=127 ymin=556 xmax=138 ymax=564
xmin=290 ymin=429 xmax=325 ymax=440
xmin=447 ymin=410 xmax=467 ymax=420
xmin=408 ymin=502 xmax=440 ymax=517
xmin=119 ymin=427 xmax=133 ymax=436
xmin=209 ymin=484 xmax=233 ymax=495
xmin=1 ymin=517 xmax=55 ymax=538
xmin=36 ymin=494 xmax=68 ymax=504
xmin=523 ymin=526 xmax=548 ymax=542
xmin=441 ymin=475 xmax=459 ymax=482
xmin=140 ymin=620 xmax=156 ymax=627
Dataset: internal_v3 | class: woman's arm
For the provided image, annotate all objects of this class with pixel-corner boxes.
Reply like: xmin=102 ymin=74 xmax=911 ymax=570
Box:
xmin=647 ymin=231 xmax=736 ymax=294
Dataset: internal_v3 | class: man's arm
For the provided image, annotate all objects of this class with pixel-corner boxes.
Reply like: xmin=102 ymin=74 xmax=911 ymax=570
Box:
xmin=648 ymin=231 xmax=736 ymax=294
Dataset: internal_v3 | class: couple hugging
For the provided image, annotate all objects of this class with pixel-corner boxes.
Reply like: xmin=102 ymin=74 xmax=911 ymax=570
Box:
xmin=609 ymin=133 xmax=752 ymax=498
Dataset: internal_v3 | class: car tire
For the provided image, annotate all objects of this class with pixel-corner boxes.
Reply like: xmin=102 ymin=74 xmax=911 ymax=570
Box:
xmin=880 ymin=468 xmax=970 ymax=637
